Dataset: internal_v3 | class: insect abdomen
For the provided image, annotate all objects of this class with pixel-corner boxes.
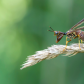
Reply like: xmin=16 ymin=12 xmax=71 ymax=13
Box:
xmin=79 ymin=31 xmax=84 ymax=41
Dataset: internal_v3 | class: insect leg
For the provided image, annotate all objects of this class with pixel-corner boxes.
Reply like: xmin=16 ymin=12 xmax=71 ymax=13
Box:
xmin=63 ymin=37 xmax=72 ymax=51
xmin=81 ymin=40 xmax=83 ymax=43
xmin=78 ymin=39 xmax=81 ymax=50
xmin=78 ymin=35 xmax=81 ymax=50
xmin=73 ymin=36 xmax=78 ymax=39
xmin=56 ymin=34 xmax=64 ymax=43
xmin=66 ymin=38 xmax=72 ymax=47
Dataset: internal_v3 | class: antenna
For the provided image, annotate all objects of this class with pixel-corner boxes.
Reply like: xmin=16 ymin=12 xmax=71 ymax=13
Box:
xmin=48 ymin=26 xmax=54 ymax=32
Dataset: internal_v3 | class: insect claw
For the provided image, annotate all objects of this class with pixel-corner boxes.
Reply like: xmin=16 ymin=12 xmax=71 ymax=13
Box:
xmin=79 ymin=47 xmax=81 ymax=50
xmin=63 ymin=48 xmax=66 ymax=51
xmin=63 ymin=46 xmax=67 ymax=51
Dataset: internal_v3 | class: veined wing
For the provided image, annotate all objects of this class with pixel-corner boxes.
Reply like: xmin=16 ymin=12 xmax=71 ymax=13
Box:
xmin=72 ymin=26 xmax=84 ymax=32
xmin=68 ymin=26 xmax=84 ymax=34
xmin=69 ymin=19 xmax=84 ymax=31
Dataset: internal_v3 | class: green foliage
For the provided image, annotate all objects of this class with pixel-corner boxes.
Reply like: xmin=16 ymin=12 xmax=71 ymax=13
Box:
xmin=0 ymin=0 xmax=84 ymax=84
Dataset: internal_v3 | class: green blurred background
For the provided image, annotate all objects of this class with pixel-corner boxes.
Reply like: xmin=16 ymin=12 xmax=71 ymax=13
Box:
xmin=0 ymin=0 xmax=84 ymax=84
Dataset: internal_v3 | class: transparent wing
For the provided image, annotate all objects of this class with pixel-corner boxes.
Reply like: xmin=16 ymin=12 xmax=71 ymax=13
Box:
xmin=69 ymin=19 xmax=84 ymax=31
xmin=67 ymin=26 xmax=84 ymax=34
xmin=72 ymin=26 xmax=84 ymax=32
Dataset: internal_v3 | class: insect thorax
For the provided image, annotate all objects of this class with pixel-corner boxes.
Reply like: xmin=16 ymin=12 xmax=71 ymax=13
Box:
xmin=66 ymin=31 xmax=76 ymax=39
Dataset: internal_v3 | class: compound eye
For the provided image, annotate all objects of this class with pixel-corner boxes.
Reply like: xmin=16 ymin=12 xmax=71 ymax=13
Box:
xmin=54 ymin=31 xmax=59 ymax=35
xmin=55 ymin=32 xmax=58 ymax=34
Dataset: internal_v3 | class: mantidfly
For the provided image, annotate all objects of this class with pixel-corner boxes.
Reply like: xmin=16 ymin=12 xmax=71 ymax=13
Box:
xmin=65 ymin=19 xmax=84 ymax=50
xmin=48 ymin=19 xmax=84 ymax=50
xmin=48 ymin=26 xmax=66 ymax=43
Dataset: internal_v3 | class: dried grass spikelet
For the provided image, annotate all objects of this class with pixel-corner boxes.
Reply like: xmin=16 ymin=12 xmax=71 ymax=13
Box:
xmin=20 ymin=43 xmax=84 ymax=69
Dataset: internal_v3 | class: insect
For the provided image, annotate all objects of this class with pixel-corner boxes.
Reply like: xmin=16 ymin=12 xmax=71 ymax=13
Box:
xmin=48 ymin=19 xmax=84 ymax=50
xmin=65 ymin=19 xmax=84 ymax=50
xmin=48 ymin=26 xmax=66 ymax=43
